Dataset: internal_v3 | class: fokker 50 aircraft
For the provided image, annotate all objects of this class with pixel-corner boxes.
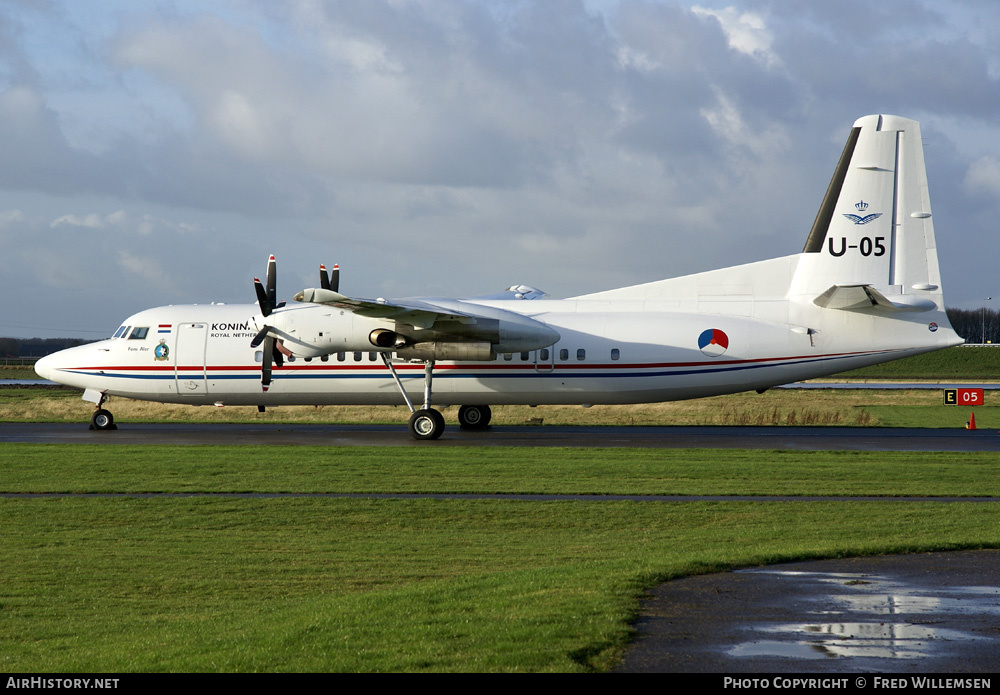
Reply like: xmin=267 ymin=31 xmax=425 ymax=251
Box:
xmin=36 ymin=115 xmax=963 ymax=439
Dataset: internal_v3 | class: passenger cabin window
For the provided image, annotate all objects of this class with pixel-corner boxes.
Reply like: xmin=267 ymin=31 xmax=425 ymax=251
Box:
xmin=539 ymin=348 xmax=549 ymax=361
xmin=369 ymin=352 xmax=377 ymax=361
xmin=577 ymin=349 xmax=586 ymax=361
xmin=128 ymin=327 xmax=149 ymax=340
xmin=337 ymin=352 xmax=346 ymax=361
xmin=559 ymin=349 xmax=569 ymax=361
xmin=503 ymin=353 xmax=513 ymax=361
xmin=520 ymin=352 xmax=529 ymax=361
xmin=354 ymin=351 xmax=362 ymax=361
xmin=611 ymin=348 xmax=620 ymax=361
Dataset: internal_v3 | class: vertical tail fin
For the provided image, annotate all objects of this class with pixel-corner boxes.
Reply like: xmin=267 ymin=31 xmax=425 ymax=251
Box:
xmin=791 ymin=115 xmax=942 ymax=308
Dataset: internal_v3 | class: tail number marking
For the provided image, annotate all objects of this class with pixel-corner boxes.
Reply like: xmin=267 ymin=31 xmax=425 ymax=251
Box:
xmin=828 ymin=236 xmax=886 ymax=258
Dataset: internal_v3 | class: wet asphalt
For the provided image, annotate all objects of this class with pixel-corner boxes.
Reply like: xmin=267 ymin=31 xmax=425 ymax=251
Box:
xmin=615 ymin=550 xmax=1000 ymax=673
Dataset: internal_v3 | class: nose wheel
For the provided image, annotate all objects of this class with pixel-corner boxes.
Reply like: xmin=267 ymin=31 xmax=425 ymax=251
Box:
xmin=90 ymin=408 xmax=116 ymax=431
xmin=86 ymin=391 xmax=117 ymax=430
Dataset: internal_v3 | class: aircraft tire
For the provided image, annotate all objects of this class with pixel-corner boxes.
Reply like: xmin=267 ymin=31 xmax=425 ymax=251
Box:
xmin=409 ymin=408 xmax=445 ymax=440
xmin=458 ymin=404 xmax=492 ymax=430
xmin=90 ymin=409 xmax=117 ymax=431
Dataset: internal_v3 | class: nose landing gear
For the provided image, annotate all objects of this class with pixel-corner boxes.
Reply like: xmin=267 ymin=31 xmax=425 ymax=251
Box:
xmin=90 ymin=408 xmax=116 ymax=431
xmin=86 ymin=391 xmax=117 ymax=430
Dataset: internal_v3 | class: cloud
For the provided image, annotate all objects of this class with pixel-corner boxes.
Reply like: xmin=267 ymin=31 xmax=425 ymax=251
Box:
xmin=49 ymin=209 xmax=200 ymax=237
xmin=0 ymin=209 xmax=25 ymax=227
xmin=51 ymin=213 xmax=110 ymax=229
xmin=965 ymin=156 xmax=1000 ymax=199
xmin=692 ymin=5 xmax=780 ymax=68
xmin=1 ymin=0 xmax=999 ymax=337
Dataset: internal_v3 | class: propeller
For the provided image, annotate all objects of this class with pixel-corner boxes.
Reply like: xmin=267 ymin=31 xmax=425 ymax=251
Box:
xmin=252 ymin=256 xmax=339 ymax=391
xmin=320 ymin=263 xmax=340 ymax=292
xmin=250 ymin=254 xmax=285 ymax=391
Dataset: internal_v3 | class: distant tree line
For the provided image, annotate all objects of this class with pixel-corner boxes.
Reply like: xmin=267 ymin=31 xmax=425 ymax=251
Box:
xmin=945 ymin=308 xmax=1000 ymax=344
xmin=0 ymin=337 xmax=92 ymax=358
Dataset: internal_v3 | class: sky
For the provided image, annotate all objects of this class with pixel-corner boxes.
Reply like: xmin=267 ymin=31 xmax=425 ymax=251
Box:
xmin=1 ymin=0 xmax=999 ymax=339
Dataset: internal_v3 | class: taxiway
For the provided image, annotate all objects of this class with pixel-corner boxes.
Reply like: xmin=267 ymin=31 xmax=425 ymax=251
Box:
xmin=4 ymin=422 xmax=1000 ymax=451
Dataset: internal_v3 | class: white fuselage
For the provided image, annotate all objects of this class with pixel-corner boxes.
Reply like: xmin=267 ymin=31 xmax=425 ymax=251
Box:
xmin=34 ymin=285 xmax=960 ymax=409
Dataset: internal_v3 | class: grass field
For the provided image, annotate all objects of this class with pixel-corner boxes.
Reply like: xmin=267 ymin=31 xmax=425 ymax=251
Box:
xmin=2 ymin=446 xmax=999 ymax=672
xmin=835 ymin=345 xmax=1000 ymax=380
xmin=3 ymin=384 xmax=996 ymax=429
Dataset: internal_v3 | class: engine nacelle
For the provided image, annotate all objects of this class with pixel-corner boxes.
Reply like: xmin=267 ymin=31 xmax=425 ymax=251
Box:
xmin=395 ymin=342 xmax=494 ymax=361
xmin=270 ymin=307 xmax=398 ymax=357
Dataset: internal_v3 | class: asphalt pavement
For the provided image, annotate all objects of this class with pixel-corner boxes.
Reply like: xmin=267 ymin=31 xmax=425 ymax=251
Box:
xmin=616 ymin=550 xmax=1000 ymax=673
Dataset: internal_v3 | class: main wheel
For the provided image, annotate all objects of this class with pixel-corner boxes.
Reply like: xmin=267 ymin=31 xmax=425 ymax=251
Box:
xmin=90 ymin=409 xmax=116 ymax=431
xmin=458 ymin=404 xmax=492 ymax=430
xmin=409 ymin=408 xmax=445 ymax=440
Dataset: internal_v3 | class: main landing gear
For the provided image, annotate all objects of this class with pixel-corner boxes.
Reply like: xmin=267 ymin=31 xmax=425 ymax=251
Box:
xmin=380 ymin=355 xmax=492 ymax=440
xmin=457 ymin=404 xmax=492 ymax=430
xmin=381 ymin=355 xmax=446 ymax=440
xmin=408 ymin=408 xmax=445 ymax=440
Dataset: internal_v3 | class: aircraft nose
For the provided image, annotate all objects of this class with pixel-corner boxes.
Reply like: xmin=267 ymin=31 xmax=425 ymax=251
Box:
xmin=34 ymin=354 xmax=54 ymax=381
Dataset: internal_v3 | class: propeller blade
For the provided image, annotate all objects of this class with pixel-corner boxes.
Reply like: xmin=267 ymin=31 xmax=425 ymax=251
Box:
xmin=266 ymin=254 xmax=277 ymax=309
xmin=320 ymin=264 xmax=330 ymax=290
xmin=330 ymin=263 xmax=340 ymax=293
xmin=250 ymin=325 xmax=269 ymax=349
xmin=254 ymin=277 xmax=272 ymax=318
xmin=261 ymin=336 xmax=273 ymax=391
xmin=273 ymin=339 xmax=285 ymax=369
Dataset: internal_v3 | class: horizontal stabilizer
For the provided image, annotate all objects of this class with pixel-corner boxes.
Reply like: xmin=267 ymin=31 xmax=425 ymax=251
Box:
xmin=813 ymin=284 xmax=936 ymax=312
xmin=468 ymin=285 xmax=547 ymax=301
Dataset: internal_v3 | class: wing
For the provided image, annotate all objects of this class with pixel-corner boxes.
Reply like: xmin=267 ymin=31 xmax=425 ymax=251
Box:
xmin=293 ymin=287 xmax=560 ymax=354
xmin=294 ymin=288 xmax=482 ymax=329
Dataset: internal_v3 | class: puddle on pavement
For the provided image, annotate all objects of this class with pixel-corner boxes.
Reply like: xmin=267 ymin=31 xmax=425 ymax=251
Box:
xmin=727 ymin=569 xmax=998 ymax=661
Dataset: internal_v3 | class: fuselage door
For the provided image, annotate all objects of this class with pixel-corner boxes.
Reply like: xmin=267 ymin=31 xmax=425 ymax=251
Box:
xmin=174 ymin=323 xmax=208 ymax=395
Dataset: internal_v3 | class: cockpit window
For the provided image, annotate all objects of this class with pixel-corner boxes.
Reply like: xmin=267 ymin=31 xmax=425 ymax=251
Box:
xmin=112 ymin=325 xmax=130 ymax=339
xmin=128 ymin=327 xmax=149 ymax=340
